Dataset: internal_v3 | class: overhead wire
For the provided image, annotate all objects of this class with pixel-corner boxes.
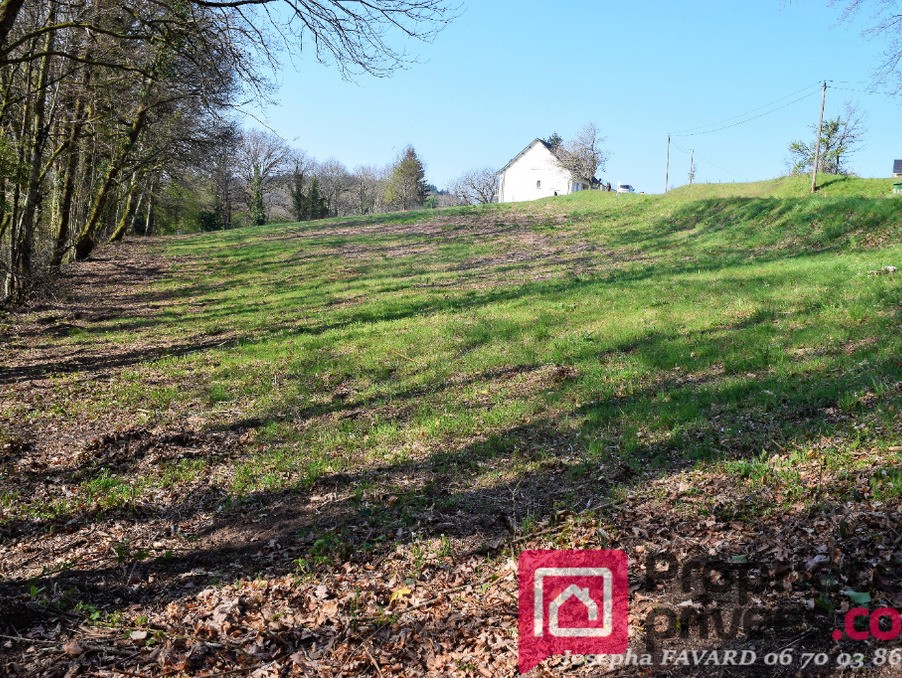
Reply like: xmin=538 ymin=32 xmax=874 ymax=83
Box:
xmin=662 ymin=76 xmax=891 ymax=187
xmin=829 ymin=84 xmax=902 ymax=96
xmin=670 ymin=139 xmax=747 ymax=181
xmin=673 ymin=81 xmax=824 ymax=137
xmin=674 ymin=89 xmax=822 ymax=138
xmin=665 ymin=80 xmax=832 ymax=186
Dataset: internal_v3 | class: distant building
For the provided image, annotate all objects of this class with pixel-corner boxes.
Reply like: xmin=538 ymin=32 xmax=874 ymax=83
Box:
xmin=894 ymin=159 xmax=902 ymax=177
xmin=497 ymin=139 xmax=591 ymax=203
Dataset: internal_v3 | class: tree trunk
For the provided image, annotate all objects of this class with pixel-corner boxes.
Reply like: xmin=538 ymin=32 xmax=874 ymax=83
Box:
xmin=73 ymin=104 xmax=148 ymax=260
xmin=2 ymin=54 xmax=30 ymax=301
xmin=11 ymin=16 xmax=55 ymax=297
xmin=222 ymin=174 xmax=232 ymax=229
xmin=143 ymin=185 xmax=155 ymax=236
xmin=51 ymin=109 xmax=83 ymax=268
xmin=0 ymin=0 xmax=25 ymax=54
xmin=108 ymin=172 xmax=140 ymax=242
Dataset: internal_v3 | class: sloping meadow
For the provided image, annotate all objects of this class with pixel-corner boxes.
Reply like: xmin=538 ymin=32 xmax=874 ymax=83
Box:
xmin=0 ymin=178 xmax=899 ymax=675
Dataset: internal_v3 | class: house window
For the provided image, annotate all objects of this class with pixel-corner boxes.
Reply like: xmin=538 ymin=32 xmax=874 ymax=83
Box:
xmin=536 ymin=180 xmax=541 ymax=189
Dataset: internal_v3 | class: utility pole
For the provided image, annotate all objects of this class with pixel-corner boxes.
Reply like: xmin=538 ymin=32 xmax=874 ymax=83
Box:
xmin=664 ymin=133 xmax=670 ymax=193
xmin=688 ymin=149 xmax=696 ymax=185
xmin=811 ymin=80 xmax=827 ymax=193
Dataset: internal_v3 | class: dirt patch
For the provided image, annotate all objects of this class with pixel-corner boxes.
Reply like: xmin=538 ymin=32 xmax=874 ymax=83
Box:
xmin=0 ymin=240 xmax=238 ymax=387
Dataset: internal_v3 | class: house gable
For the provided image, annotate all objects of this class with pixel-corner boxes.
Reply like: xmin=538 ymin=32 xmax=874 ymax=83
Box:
xmin=497 ymin=139 xmax=586 ymax=203
xmin=894 ymin=159 xmax=902 ymax=176
xmin=497 ymin=139 xmax=557 ymax=175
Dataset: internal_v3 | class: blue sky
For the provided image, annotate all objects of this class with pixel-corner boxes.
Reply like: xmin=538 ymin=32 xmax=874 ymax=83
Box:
xmin=251 ymin=1 xmax=899 ymax=193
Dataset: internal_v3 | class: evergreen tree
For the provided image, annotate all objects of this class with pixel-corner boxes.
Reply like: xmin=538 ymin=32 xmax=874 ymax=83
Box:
xmin=290 ymin=161 xmax=308 ymax=222
xmin=306 ymin=176 xmax=329 ymax=220
xmin=385 ymin=145 xmax=427 ymax=210
xmin=249 ymin=163 xmax=267 ymax=226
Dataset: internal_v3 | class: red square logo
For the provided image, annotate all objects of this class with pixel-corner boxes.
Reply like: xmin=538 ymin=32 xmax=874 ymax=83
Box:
xmin=518 ymin=549 xmax=628 ymax=673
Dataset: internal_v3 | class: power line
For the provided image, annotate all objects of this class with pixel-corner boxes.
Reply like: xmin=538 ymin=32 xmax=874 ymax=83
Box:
xmin=673 ymin=81 xmax=823 ymax=136
xmin=811 ymin=80 xmax=828 ymax=193
xmin=663 ymin=79 xmax=833 ymax=190
xmin=671 ymin=139 xmax=747 ymax=181
xmin=674 ymin=89 xmax=821 ymax=138
xmin=829 ymin=84 xmax=902 ymax=96
xmin=694 ymin=151 xmax=747 ymax=181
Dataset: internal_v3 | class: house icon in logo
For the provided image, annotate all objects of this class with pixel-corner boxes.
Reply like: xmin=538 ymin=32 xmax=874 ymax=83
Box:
xmin=533 ymin=567 xmax=613 ymax=638
xmin=549 ymin=585 xmax=601 ymax=637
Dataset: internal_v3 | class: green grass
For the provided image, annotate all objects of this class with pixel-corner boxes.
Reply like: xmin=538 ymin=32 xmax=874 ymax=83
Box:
xmin=2 ymin=176 xmax=900 ymax=526
xmin=664 ymin=174 xmax=899 ymax=200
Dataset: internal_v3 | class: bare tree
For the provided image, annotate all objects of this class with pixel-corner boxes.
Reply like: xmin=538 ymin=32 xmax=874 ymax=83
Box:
xmin=208 ymin=124 xmax=241 ymax=230
xmin=236 ymin=130 xmax=290 ymax=225
xmin=0 ymin=1 xmax=457 ymax=77
xmin=287 ymin=149 xmax=314 ymax=222
xmin=450 ymin=167 xmax=498 ymax=204
xmin=315 ymin=159 xmax=354 ymax=216
xmin=350 ymin=164 xmax=388 ymax=215
xmin=835 ymin=0 xmax=902 ymax=92
xmin=557 ymin=122 xmax=609 ymax=183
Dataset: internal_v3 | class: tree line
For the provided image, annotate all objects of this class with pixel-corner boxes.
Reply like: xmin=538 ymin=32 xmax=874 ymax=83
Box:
xmin=194 ymin=129 xmax=563 ymax=232
xmin=189 ymin=133 xmax=437 ymax=231
xmin=0 ymin=0 xmax=454 ymax=304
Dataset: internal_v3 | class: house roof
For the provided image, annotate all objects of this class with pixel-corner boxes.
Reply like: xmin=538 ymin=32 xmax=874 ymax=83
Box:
xmin=894 ymin=159 xmax=902 ymax=174
xmin=553 ymin=585 xmax=598 ymax=614
xmin=497 ymin=138 xmax=570 ymax=177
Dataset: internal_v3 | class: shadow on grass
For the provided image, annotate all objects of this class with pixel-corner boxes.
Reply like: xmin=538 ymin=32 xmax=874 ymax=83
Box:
xmin=11 ymin=193 xmax=892 ymax=385
xmin=1 ymin=325 xmax=897 ymax=621
xmin=1 ymin=195 xmax=899 ymax=660
xmin=1 ymin=236 xmax=840 ymax=384
xmin=85 ymin=247 xmax=845 ymax=345
xmin=0 ymin=335 xmax=236 ymax=385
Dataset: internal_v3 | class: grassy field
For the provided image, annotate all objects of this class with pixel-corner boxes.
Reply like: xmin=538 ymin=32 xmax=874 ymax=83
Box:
xmin=1 ymin=175 xmax=900 ymax=675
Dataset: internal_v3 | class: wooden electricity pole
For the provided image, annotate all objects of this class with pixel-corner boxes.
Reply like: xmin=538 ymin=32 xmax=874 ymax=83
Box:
xmin=689 ymin=149 xmax=695 ymax=185
xmin=665 ymin=133 xmax=671 ymax=193
xmin=811 ymin=80 xmax=827 ymax=193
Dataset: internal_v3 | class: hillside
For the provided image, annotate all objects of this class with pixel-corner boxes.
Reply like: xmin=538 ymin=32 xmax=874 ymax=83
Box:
xmin=1 ymin=179 xmax=900 ymax=675
xmin=665 ymin=174 xmax=899 ymax=199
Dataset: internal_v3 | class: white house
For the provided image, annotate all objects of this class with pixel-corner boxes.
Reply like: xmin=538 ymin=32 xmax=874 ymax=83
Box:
xmin=497 ymin=139 xmax=591 ymax=203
